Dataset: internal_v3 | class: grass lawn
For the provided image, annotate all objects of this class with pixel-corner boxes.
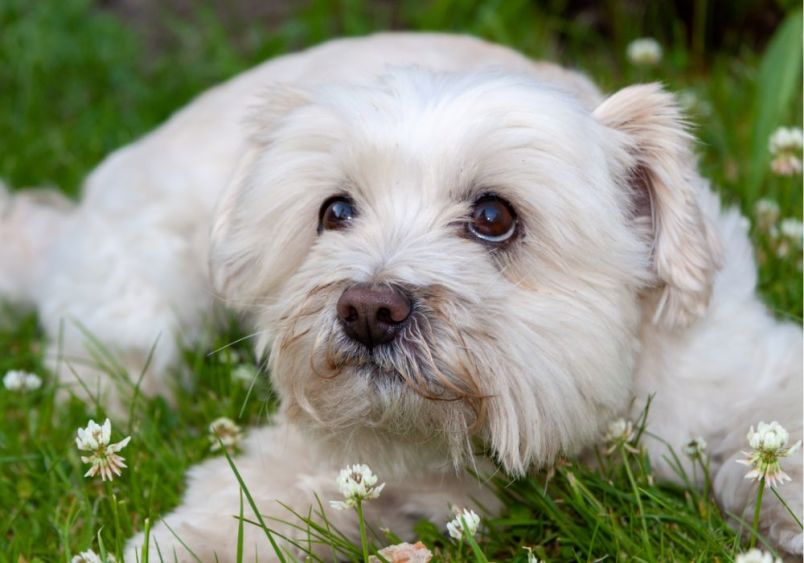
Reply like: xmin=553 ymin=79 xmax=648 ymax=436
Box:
xmin=1 ymin=1 xmax=801 ymax=561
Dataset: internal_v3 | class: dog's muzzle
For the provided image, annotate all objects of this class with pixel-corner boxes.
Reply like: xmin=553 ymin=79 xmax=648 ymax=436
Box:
xmin=336 ymin=283 xmax=412 ymax=348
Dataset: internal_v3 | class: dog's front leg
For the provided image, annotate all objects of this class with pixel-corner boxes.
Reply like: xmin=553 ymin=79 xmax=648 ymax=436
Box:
xmin=124 ymin=420 xmax=495 ymax=562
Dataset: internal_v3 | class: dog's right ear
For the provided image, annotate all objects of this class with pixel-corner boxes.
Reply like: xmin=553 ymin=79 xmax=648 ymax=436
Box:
xmin=209 ymin=84 xmax=311 ymax=308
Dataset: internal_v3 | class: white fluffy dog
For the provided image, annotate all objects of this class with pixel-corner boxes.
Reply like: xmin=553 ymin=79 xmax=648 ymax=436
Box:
xmin=1 ymin=33 xmax=801 ymax=559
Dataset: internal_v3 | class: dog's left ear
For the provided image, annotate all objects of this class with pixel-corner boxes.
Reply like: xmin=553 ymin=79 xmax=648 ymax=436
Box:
xmin=246 ymin=84 xmax=311 ymax=145
xmin=593 ymin=83 xmax=721 ymax=328
xmin=210 ymin=84 xmax=311 ymax=308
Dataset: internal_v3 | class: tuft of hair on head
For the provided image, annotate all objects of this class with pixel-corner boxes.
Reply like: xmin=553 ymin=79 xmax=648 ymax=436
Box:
xmin=593 ymin=82 xmax=722 ymax=328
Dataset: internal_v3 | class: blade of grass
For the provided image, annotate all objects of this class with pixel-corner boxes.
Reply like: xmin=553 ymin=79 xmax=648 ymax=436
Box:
xmin=236 ymin=488 xmax=245 ymax=563
xmin=620 ymin=448 xmax=654 ymax=560
xmin=769 ymin=486 xmax=803 ymax=529
xmin=140 ymin=517 xmax=151 ymax=563
xmin=219 ymin=441 xmax=286 ymax=562
xmin=161 ymin=520 xmax=203 ymax=563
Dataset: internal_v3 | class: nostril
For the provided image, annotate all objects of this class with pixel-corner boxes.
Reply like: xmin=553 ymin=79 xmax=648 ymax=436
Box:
xmin=384 ymin=292 xmax=412 ymax=324
xmin=345 ymin=306 xmax=359 ymax=323
xmin=376 ymin=307 xmax=392 ymax=324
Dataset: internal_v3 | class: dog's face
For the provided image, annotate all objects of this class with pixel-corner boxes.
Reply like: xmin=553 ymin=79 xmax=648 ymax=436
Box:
xmin=210 ymin=70 xmax=720 ymax=475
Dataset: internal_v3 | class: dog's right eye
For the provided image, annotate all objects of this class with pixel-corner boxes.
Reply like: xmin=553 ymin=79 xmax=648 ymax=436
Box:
xmin=319 ymin=197 xmax=356 ymax=232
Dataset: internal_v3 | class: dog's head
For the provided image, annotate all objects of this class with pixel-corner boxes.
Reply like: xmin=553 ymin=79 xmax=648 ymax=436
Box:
xmin=210 ymin=69 xmax=720 ymax=475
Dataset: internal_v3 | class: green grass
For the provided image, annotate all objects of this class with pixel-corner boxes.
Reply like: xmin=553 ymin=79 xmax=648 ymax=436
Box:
xmin=1 ymin=1 xmax=801 ymax=561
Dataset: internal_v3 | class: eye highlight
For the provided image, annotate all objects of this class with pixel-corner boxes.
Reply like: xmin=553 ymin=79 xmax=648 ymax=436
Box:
xmin=318 ymin=196 xmax=356 ymax=232
xmin=467 ymin=195 xmax=517 ymax=244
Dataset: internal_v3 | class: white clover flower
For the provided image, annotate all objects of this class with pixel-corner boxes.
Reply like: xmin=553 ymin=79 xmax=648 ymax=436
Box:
xmin=769 ymin=127 xmax=804 ymax=154
xmin=769 ymin=127 xmax=803 ymax=176
xmin=209 ymin=417 xmax=243 ymax=452
xmin=779 ymin=218 xmax=803 ymax=247
xmin=76 ymin=418 xmax=131 ymax=481
xmin=748 ymin=421 xmax=790 ymax=450
xmin=734 ymin=548 xmax=782 ymax=563
xmin=753 ymin=199 xmax=780 ymax=231
xmin=369 ymin=541 xmax=432 ymax=563
xmin=603 ymin=418 xmax=639 ymax=454
xmin=626 ymin=38 xmax=662 ymax=66
xmin=3 ymin=369 xmax=42 ymax=391
xmin=446 ymin=508 xmax=481 ymax=541
xmin=70 ymin=550 xmax=116 ymax=563
xmin=329 ymin=464 xmax=385 ymax=510
xmin=737 ymin=421 xmax=801 ymax=487
xmin=24 ymin=372 xmax=41 ymax=390
xmin=3 ymin=370 xmax=24 ymax=390
xmin=683 ymin=436 xmax=707 ymax=459
xmin=605 ymin=418 xmax=633 ymax=441
xmin=71 ymin=550 xmax=102 ymax=563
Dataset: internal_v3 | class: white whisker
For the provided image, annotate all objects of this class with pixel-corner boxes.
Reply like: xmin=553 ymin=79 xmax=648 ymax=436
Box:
xmin=206 ymin=330 xmax=264 ymax=357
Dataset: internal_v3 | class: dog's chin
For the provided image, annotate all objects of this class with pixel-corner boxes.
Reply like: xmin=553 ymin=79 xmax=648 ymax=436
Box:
xmin=350 ymin=366 xmax=411 ymax=396
xmin=274 ymin=342 xmax=480 ymax=475
xmin=320 ymin=341 xmax=452 ymax=413
xmin=297 ymin=406 xmax=474 ymax=478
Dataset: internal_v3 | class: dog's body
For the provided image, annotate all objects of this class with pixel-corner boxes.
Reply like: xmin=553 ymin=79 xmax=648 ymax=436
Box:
xmin=1 ymin=33 xmax=801 ymax=559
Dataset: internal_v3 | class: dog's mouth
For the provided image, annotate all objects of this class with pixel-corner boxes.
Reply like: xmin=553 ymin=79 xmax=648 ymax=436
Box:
xmin=320 ymin=328 xmax=485 ymax=405
xmin=329 ymin=340 xmax=414 ymax=386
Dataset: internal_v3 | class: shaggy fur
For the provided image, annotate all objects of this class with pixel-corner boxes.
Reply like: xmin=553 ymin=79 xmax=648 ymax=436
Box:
xmin=0 ymin=33 xmax=800 ymax=560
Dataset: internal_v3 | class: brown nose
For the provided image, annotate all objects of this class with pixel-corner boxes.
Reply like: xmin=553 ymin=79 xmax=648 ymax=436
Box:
xmin=336 ymin=284 xmax=412 ymax=347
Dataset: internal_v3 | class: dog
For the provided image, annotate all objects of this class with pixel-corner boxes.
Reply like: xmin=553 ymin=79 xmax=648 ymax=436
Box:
xmin=1 ymin=33 xmax=801 ymax=560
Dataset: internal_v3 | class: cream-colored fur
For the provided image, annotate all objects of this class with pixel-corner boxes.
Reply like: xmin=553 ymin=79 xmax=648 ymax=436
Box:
xmin=0 ymin=33 xmax=800 ymax=560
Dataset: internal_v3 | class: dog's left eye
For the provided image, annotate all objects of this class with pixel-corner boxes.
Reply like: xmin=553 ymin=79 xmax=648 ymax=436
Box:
xmin=467 ymin=195 xmax=517 ymax=244
xmin=319 ymin=196 xmax=356 ymax=232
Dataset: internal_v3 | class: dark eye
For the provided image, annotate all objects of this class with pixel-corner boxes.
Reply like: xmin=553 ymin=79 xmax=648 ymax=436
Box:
xmin=319 ymin=196 xmax=356 ymax=232
xmin=468 ymin=195 xmax=517 ymax=243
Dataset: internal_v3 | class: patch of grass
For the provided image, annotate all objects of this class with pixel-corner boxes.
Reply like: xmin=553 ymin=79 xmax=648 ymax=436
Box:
xmin=0 ymin=1 xmax=801 ymax=561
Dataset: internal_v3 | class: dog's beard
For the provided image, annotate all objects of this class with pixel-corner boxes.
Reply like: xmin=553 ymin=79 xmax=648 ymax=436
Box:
xmin=263 ymin=281 xmax=488 ymax=474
